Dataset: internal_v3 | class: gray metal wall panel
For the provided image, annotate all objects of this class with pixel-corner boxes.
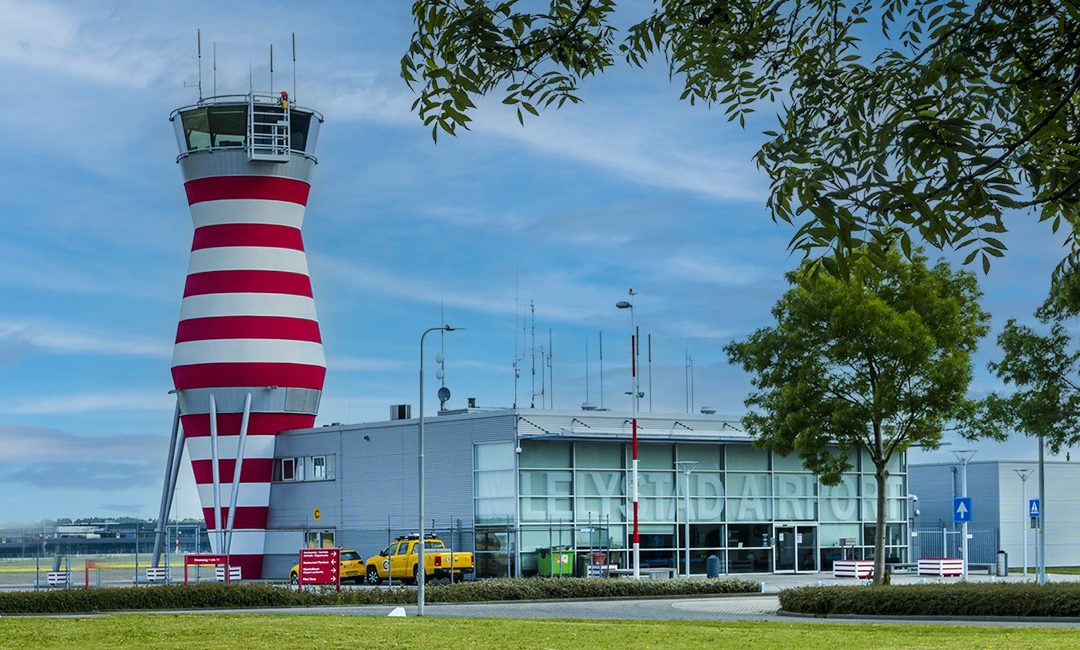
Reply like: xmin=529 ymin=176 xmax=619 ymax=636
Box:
xmin=911 ymin=460 xmax=1080 ymax=567
xmin=264 ymin=412 xmax=516 ymax=577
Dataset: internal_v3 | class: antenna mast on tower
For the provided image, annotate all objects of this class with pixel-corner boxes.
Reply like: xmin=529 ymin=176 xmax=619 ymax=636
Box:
xmin=197 ymin=29 xmax=203 ymax=101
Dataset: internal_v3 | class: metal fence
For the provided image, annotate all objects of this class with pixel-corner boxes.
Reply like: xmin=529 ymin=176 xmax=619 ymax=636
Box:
xmin=910 ymin=526 xmax=1000 ymax=565
xmin=0 ymin=552 xmax=218 ymax=591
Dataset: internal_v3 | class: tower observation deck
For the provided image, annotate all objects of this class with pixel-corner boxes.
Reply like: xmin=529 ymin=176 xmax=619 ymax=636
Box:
xmin=164 ymin=93 xmax=326 ymax=579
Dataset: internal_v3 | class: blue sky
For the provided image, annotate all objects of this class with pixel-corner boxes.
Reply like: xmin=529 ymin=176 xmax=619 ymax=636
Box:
xmin=0 ymin=0 xmax=1067 ymax=524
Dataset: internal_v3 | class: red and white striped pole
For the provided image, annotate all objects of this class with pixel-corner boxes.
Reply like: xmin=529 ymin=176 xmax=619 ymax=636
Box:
xmin=618 ymin=289 xmax=640 ymax=579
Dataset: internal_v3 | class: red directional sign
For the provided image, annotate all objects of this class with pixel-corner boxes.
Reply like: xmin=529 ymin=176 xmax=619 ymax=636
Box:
xmin=298 ymin=548 xmax=340 ymax=592
xmin=185 ymin=554 xmax=229 ymax=566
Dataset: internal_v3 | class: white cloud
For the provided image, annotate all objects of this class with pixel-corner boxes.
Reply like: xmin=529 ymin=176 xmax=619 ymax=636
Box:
xmin=0 ymin=0 xmax=172 ymax=88
xmin=328 ymin=355 xmax=407 ymax=372
xmin=1 ymin=390 xmax=173 ymax=416
xmin=0 ymin=319 xmax=170 ymax=360
xmin=661 ymin=255 xmax=769 ymax=287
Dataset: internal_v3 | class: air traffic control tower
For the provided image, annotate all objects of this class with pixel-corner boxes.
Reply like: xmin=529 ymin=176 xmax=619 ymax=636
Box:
xmin=159 ymin=92 xmax=326 ymax=578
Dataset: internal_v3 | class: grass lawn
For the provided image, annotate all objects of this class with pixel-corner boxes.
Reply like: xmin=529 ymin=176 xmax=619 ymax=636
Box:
xmin=1010 ymin=567 xmax=1080 ymax=575
xmin=1 ymin=615 xmax=1079 ymax=649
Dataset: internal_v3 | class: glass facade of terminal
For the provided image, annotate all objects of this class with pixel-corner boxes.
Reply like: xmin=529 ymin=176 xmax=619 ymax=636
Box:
xmin=474 ymin=439 xmax=907 ymax=577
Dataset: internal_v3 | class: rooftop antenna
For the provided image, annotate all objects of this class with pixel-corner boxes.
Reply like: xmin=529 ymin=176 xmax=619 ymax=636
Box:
xmin=599 ymin=331 xmax=605 ymax=410
xmin=513 ymin=270 xmax=520 ymax=408
xmin=647 ymin=333 xmax=653 ymax=413
xmin=548 ymin=328 xmax=554 ymax=409
xmin=438 ymin=302 xmax=446 ymax=389
xmin=584 ymin=331 xmax=590 ymax=404
xmin=684 ymin=340 xmax=690 ymax=414
xmin=292 ymin=33 xmax=297 ymax=103
xmin=197 ymin=29 xmax=203 ymax=101
xmin=530 ymin=300 xmax=536 ymax=409
xmin=269 ymin=43 xmax=274 ymax=93
xmin=212 ymin=42 xmax=217 ymax=97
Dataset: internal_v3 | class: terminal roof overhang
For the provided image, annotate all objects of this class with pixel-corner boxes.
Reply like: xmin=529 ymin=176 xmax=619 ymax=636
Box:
xmin=282 ymin=408 xmax=754 ymax=444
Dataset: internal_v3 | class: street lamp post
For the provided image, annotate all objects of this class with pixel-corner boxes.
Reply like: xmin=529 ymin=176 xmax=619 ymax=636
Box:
xmin=907 ymin=493 xmax=919 ymax=562
xmin=953 ymin=450 xmax=976 ymax=580
xmin=675 ymin=461 xmax=698 ymax=578
xmin=1014 ymin=468 xmax=1033 ymax=577
xmin=418 ymin=325 xmax=458 ymax=616
xmin=1038 ymin=435 xmax=1047 ymax=585
xmin=616 ymin=290 xmax=641 ymax=578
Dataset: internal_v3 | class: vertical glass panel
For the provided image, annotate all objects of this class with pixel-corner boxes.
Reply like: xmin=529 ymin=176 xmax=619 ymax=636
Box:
xmin=861 ymin=475 xmax=878 ymax=498
xmin=474 ymin=498 xmax=515 ymax=524
xmin=638 ymin=444 xmax=673 ymax=469
xmin=689 ymin=473 xmax=724 ymax=498
xmin=820 ymin=498 xmax=859 ymax=522
xmin=729 ymin=549 xmax=771 ymax=572
xmin=519 ymin=470 xmax=573 ymax=496
xmin=520 ymin=497 xmax=573 ymax=521
xmin=520 ymin=441 xmax=572 ymax=468
xmin=886 ymin=452 xmax=903 ymax=474
xmin=690 ymin=496 xmax=725 ymax=522
xmin=727 ymin=523 xmax=771 ymax=547
xmin=639 ymin=471 xmax=675 ymax=497
xmin=575 ymin=496 xmax=626 ymax=522
xmin=290 ymin=110 xmax=311 ymax=151
xmin=475 ymin=470 xmax=515 ymax=498
xmin=818 ymin=523 xmax=861 ymax=547
xmin=726 ymin=445 xmax=768 ymax=470
xmin=862 ymin=498 xmax=907 ymax=521
xmin=576 ymin=442 xmax=623 ymax=468
xmin=772 ymin=452 xmax=806 ymax=472
xmin=181 ymin=108 xmax=210 ymax=150
xmin=475 ymin=442 xmax=514 ymax=471
xmin=728 ymin=473 xmax=771 ymax=498
xmin=576 ymin=470 xmax=625 ymax=497
xmin=820 ymin=475 xmax=859 ymax=498
xmin=886 ymin=475 xmax=906 ymax=498
xmin=639 ymin=498 xmax=676 ymax=521
xmin=207 ymin=106 xmax=247 ymax=146
xmin=727 ymin=497 xmax=772 ymax=522
xmin=773 ymin=474 xmax=818 ymax=498
xmin=775 ymin=499 xmax=817 ymax=521
xmin=676 ymin=444 xmax=721 ymax=470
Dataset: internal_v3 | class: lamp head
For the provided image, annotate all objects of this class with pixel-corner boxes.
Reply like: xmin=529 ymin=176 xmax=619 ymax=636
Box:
xmin=615 ymin=301 xmax=631 ymax=309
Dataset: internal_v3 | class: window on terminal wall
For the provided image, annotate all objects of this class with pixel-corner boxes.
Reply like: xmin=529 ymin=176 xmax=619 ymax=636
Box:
xmin=275 ymin=457 xmax=298 ymax=482
xmin=311 ymin=456 xmax=327 ymax=480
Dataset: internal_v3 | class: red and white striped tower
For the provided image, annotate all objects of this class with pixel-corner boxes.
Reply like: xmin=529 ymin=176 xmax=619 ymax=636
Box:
xmin=168 ymin=94 xmax=325 ymax=578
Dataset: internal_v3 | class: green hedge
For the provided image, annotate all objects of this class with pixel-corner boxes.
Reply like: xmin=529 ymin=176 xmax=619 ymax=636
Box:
xmin=0 ymin=578 xmax=759 ymax=614
xmin=780 ymin=583 xmax=1080 ymax=618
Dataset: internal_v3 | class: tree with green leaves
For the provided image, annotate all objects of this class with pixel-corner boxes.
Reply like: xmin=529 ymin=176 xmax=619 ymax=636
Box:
xmin=403 ymin=1 xmax=1080 ymax=300
xmin=968 ymin=302 xmax=1080 ymax=453
xmin=724 ymin=251 xmax=989 ymax=582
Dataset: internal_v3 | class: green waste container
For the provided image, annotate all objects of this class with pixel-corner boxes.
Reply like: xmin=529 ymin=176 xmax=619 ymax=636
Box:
xmin=537 ymin=547 xmax=574 ymax=576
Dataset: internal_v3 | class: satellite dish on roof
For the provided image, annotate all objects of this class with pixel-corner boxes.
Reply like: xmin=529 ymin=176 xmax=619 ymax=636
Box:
xmin=437 ymin=386 xmax=451 ymax=403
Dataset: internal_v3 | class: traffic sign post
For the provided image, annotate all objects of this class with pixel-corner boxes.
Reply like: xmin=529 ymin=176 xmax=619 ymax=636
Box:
xmin=297 ymin=547 xmax=340 ymax=593
xmin=1029 ymin=499 xmax=1040 ymax=519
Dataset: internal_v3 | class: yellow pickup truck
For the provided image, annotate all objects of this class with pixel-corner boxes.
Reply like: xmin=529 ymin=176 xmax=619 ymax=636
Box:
xmin=365 ymin=535 xmax=473 ymax=585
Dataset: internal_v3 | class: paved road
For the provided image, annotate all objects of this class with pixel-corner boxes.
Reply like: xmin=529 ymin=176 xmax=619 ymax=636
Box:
xmin=141 ymin=592 xmax=1080 ymax=627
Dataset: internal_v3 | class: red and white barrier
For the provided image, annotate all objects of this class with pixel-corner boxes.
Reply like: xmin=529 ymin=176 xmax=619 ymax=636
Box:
xmin=918 ymin=558 xmax=964 ymax=577
xmin=832 ymin=560 xmax=875 ymax=579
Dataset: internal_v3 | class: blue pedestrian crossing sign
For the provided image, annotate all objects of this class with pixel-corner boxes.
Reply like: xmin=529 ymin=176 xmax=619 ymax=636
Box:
xmin=1029 ymin=499 xmax=1041 ymax=518
xmin=953 ymin=497 xmax=973 ymax=523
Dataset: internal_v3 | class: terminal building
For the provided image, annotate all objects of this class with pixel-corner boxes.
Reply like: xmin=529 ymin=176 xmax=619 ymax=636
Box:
xmin=259 ymin=407 xmax=910 ymax=579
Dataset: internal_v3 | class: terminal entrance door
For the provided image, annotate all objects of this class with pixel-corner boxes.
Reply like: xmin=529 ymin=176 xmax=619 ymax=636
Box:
xmin=774 ymin=525 xmax=817 ymax=573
